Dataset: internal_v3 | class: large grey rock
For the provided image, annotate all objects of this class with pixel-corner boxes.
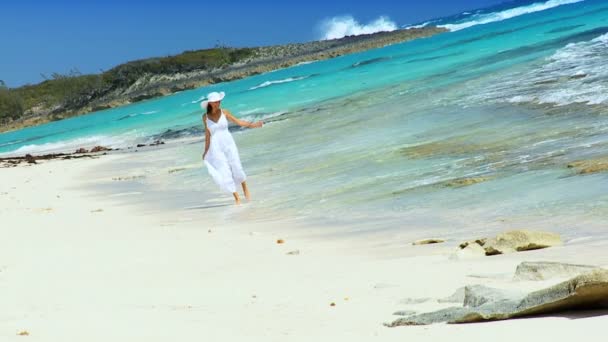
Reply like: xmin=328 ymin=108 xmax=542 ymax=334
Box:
xmin=463 ymin=285 xmax=526 ymax=308
xmin=514 ymin=261 xmax=599 ymax=281
xmin=387 ymin=269 xmax=608 ymax=326
xmin=438 ymin=287 xmax=466 ymax=303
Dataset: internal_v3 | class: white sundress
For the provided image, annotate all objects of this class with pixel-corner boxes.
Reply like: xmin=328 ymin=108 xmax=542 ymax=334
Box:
xmin=203 ymin=110 xmax=247 ymax=193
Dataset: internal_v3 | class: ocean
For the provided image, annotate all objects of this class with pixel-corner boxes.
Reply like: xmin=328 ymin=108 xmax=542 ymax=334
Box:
xmin=2 ymin=0 xmax=607 ymax=235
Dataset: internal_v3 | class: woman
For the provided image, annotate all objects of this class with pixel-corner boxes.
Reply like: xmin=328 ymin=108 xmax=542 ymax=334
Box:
xmin=201 ymin=91 xmax=263 ymax=204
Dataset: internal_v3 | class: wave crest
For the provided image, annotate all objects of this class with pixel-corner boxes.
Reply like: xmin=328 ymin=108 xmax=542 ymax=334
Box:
xmin=462 ymin=32 xmax=608 ymax=107
xmin=249 ymin=76 xmax=309 ymax=90
xmin=439 ymin=0 xmax=585 ymax=32
xmin=320 ymin=15 xmax=398 ymax=40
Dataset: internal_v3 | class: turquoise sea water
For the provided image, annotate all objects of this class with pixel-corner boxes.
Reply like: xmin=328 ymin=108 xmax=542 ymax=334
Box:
xmin=2 ymin=0 xmax=608 ymax=234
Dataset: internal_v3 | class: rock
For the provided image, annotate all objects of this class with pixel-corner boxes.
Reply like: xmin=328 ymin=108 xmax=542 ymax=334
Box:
xmin=463 ymin=285 xmax=525 ymax=308
xmin=91 ymin=145 xmax=111 ymax=152
xmin=286 ymin=250 xmax=300 ymax=255
xmin=456 ymin=230 xmax=562 ymax=257
xmin=387 ymin=269 xmax=608 ymax=326
xmin=412 ymin=238 xmax=445 ymax=245
xmin=276 ymin=239 xmax=285 ymax=244
xmin=514 ymin=261 xmax=599 ymax=281
xmin=441 ymin=177 xmax=491 ymax=188
xmin=483 ymin=230 xmax=562 ymax=255
xmin=458 ymin=239 xmax=487 ymax=249
xmin=150 ymin=140 xmax=165 ymax=146
xmin=136 ymin=143 xmax=146 ymax=148
xmin=74 ymin=148 xmax=89 ymax=153
xmin=17 ymin=330 xmax=29 ymax=336
xmin=438 ymin=287 xmax=466 ymax=304
xmin=567 ymin=158 xmax=608 ymax=175
xmin=24 ymin=154 xmax=36 ymax=164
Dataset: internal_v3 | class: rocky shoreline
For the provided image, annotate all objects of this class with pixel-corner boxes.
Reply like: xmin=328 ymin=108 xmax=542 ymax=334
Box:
xmin=1 ymin=27 xmax=446 ymax=133
xmin=0 ymin=140 xmax=165 ymax=168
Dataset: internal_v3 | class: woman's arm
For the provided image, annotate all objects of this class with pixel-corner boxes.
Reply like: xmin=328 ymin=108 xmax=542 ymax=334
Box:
xmin=223 ymin=109 xmax=263 ymax=128
xmin=202 ymin=114 xmax=211 ymax=160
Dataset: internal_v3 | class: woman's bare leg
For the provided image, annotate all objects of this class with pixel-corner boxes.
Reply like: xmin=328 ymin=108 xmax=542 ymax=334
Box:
xmin=232 ymin=192 xmax=241 ymax=205
xmin=242 ymin=181 xmax=251 ymax=201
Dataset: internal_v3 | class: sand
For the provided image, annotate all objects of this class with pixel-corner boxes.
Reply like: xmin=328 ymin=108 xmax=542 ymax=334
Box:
xmin=1 ymin=145 xmax=607 ymax=341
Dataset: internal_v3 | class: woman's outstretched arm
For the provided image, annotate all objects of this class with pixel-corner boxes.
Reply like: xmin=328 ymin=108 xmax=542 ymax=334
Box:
xmin=223 ymin=109 xmax=263 ymax=128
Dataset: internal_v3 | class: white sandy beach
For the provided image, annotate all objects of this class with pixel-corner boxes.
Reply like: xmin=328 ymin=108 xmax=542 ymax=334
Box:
xmin=1 ymin=145 xmax=608 ymax=341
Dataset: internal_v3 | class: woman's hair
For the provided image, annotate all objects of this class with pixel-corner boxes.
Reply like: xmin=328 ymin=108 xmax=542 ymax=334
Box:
xmin=206 ymin=103 xmax=213 ymax=115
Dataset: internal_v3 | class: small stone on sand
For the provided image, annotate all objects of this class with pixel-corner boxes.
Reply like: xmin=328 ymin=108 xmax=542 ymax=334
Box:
xmin=412 ymin=238 xmax=445 ymax=245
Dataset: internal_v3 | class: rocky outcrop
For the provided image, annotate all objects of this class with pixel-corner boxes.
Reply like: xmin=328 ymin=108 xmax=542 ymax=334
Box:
xmin=484 ymin=230 xmax=562 ymax=255
xmin=455 ymin=230 xmax=562 ymax=257
xmin=387 ymin=268 xmax=608 ymax=326
xmin=1 ymin=27 xmax=447 ymax=133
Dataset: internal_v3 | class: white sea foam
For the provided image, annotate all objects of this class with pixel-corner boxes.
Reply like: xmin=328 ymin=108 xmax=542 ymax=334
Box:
xmin=0 ymin=134 xmax=136 ymax=157
xmin=403 ymin=21 xmax=432 ymax=29
xmin=240 ymin=110 xmax=288 ymax=123
xmin=439 ymin=0 xmax=585 ymax=31
xmin=320 ymin=15 xmax=398 ymax=40
xmin=191 ymin=95 xmax=206 ymax=104
xmin=296 ymin=61 xmax=315 ymax=66
xmin=124 ymin=110 xmax=159 ymax=118
xmin=464 ymin=32 xmax=608 ymax=107
xmin=238 ymin=107 xmax=264 ymax=115
xmin=249 ymin=76 xmax=309 ymax=90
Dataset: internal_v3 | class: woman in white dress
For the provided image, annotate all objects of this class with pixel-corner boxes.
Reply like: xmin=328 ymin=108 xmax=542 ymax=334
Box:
xmin=201 ymin=91 xmax=263 ymax=204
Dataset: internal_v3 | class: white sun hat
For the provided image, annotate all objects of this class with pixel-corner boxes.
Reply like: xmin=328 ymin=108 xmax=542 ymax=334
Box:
xmin=200 ymin=91 xmax=225 ymax=109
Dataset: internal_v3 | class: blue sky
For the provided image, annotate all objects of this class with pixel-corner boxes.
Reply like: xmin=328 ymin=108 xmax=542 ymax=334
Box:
xmin=1 ymin=0 xmax=507 ymax=87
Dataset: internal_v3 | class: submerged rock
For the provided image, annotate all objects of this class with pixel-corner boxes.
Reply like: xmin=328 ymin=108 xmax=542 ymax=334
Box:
xmin=441 ymin=177 xmax=491 ymax=188
xmin=387 ymin=269 xmax=608 ymax=326
xmin=567 ymin=158 xmax=608 ymax=175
